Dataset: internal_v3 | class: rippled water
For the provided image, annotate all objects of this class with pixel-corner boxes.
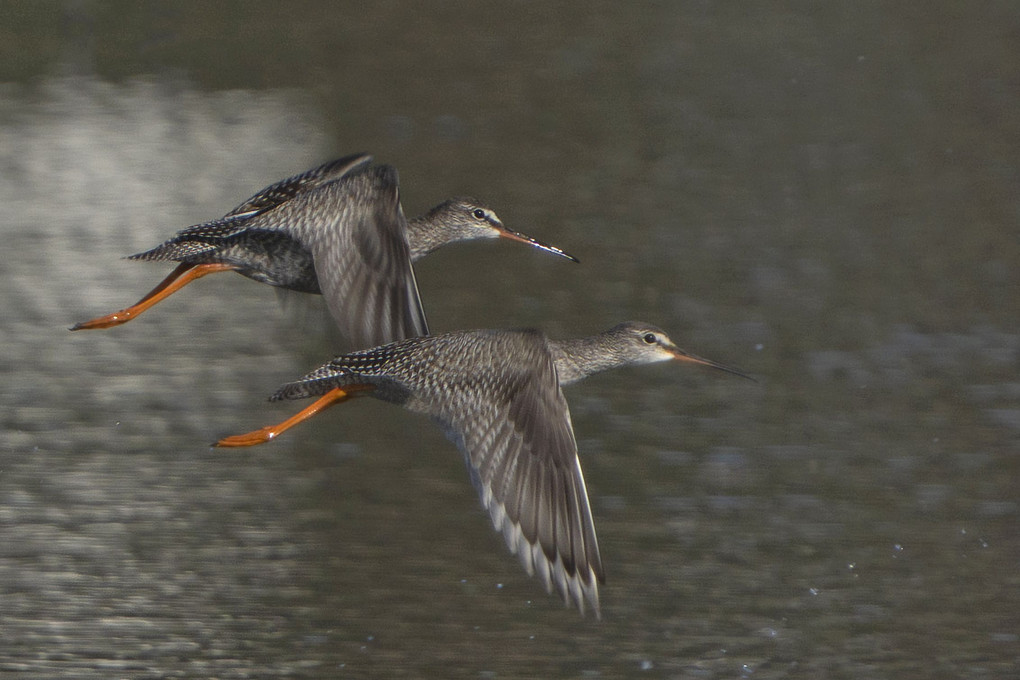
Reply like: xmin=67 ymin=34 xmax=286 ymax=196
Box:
xmin=1 ymin=4 xmax=1017 ymax=679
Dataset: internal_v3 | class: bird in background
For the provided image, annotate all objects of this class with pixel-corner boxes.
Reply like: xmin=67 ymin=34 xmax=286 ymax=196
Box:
xmin=71 ymin=153 xmax=578 ymax=349
xmin=215 ymin=321 xmax=754 ymax=616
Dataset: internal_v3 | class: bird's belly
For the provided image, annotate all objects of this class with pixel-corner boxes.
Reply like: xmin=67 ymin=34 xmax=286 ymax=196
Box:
xmin=224 ymin=242 xmax=321 ymax=293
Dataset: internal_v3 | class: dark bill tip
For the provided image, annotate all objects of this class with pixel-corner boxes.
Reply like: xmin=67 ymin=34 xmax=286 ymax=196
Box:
xmin=499 ymin=229 xmax=580 ymax=263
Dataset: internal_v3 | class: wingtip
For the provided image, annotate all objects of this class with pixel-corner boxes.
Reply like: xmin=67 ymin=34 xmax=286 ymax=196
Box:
xmin=487 ymin=492 xmax=603 ymax=617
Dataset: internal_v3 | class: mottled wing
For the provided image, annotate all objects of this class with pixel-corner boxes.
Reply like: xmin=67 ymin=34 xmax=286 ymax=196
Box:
xmin=310 ymin=165 xmax=429 ymax=348
xmin=437 ymin=337 xmax=604 ymax=616
xmin=225 ymin=153 xmax=373 ymax=218
xmin=268 ymin=330 xmax=604 ymax=614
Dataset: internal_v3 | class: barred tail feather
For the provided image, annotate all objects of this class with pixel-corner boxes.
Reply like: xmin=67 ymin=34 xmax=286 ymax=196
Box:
xmin=127 ymin=240 xmax=218 ymax=262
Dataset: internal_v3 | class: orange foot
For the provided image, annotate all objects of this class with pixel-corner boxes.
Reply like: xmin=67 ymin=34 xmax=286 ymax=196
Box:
xmin=214 ymin=386 xmax=372 ymax=448
xmin=71 ymin=262 xmax=238 ymax=330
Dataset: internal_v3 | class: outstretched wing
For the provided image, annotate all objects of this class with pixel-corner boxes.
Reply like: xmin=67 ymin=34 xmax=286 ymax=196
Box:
xmin=306 ymin=165 xmax=429 ymax=348
xmin=268 ymin=330 xmax=604 ymax=614
xmin=225 ymin=153 xmax=373 ymax=219
xmin=435 ymin=336 xmax=604 ymax=616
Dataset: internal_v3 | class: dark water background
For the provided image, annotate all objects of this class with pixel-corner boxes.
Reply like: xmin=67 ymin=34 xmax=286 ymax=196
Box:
xmin=1 ymin=3 xmax=1016 ymax=678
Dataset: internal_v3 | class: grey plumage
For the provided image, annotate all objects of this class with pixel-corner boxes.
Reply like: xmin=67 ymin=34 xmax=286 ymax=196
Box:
xmin=102 ymin=154 xmax=576 ymax=348
xmin=263 ymin=321 xmax=748 ymax=616
xmin=130 ymin=153 xmax=377 ymax=292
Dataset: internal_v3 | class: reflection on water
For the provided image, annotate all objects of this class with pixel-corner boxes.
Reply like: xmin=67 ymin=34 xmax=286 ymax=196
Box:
xmin=2 ymin=5 xmax=1018 ymax=678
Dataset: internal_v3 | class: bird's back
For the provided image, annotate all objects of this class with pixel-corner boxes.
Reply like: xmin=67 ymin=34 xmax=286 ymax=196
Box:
xmin=128 ymin=154 xmax=374 ymax=292
xmin=224 ymin=153 xmax=372 ymax=219
xmin=273 ymin=329 xmax=551 ymax=409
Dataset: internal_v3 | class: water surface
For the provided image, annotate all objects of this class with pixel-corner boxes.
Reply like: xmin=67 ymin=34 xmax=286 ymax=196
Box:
xmin=0 ymin=3 xmax=1016 ymax=678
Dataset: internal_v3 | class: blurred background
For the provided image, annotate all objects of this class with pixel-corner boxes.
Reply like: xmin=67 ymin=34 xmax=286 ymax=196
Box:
xmin=1 ymin=2 xmax=1016 ymax=678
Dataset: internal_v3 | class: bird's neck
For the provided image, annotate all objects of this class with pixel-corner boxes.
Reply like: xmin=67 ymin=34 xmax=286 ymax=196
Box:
xmin=550 ymin=333 xmax=625 ymax=386
xmin=407 ymin=211 xmax=468 ymax=262
xmin=405 ymin=215 xmax=437 ymax=262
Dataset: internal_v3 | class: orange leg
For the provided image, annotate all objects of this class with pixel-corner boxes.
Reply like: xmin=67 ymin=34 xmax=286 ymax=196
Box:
xmin=71 ymin=262 xmax=239 ymax=331
xmin=214 ymin=385 xmax=374 ymax=448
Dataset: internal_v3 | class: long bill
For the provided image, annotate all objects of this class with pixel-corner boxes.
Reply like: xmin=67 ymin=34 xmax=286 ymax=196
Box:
xmin=498 ymin=229 xmax=579 ymax=263
xmin=669 ymin=348 xmax=757 ymax=382
xmin=214 ymin=385 xmax=374 ymax=448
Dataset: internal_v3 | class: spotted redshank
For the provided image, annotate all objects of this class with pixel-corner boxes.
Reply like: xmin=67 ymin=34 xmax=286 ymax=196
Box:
xmin=71 ymin=154 xmax=577 ymax=348
xmin=215 ymin=322 xmax=752 ymax=616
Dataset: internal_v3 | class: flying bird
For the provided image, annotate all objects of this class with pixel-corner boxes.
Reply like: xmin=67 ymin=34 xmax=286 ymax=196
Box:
xmin=72 ymin=154 xmax=577 ymax=348
xmin=216 ymin=322 xmax=753 ymax=616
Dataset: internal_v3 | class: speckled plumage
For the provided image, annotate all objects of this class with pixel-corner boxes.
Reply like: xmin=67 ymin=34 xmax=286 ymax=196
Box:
xmin=130 ymin=153 xmax=376 ymax=292
xmin=127 ymin=155 xmax=423 ymax=346
xmin=263 ymin=321 xmax=740 ymax=616
xmin=96 ymin=154 xmax=576 ymax=348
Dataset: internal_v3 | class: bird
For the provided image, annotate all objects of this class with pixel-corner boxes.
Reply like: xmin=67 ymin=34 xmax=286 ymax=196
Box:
xmin=71 ymin=153 xmax=578 ymax=348
xmin=214 ymin=322 xmax=753 ymax=616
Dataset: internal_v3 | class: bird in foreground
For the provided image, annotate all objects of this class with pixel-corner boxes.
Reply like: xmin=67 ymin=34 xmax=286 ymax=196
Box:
xmin=71 ymin=153 xmax=578 ymax=348
xmin=215 ymin=322 xmax=753 ymax=616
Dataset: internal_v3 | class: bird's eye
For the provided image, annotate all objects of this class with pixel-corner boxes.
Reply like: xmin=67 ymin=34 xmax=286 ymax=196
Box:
xmin=643 ymin=333 xmax=657 ymax=344
xmin=472 ymin=208 xmax=486 ymax=220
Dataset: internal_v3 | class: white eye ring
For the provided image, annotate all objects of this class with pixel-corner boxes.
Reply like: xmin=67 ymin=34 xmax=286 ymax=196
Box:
xmin=642 ymin=333 xmax=657 ymax=344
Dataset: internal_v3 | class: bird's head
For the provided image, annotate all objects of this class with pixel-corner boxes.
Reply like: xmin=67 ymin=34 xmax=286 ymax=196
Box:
xmin=608 ymin=322 xmax=755 ymax=380
xmin=424 ymin=198 xmax=578 ymax=263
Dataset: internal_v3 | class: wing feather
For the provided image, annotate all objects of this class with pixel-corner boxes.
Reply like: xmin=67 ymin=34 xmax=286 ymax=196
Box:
xmin=225 ymin=153 xmax=373 ymax=218
xmin=311 ymin=166 xmax=428 ymax=348
xmin=131 ymin=154 xmax=373 ymax=261
xmin=268 ymin=330 xmax=604 ymax=615
xmin=435 ymin=335 xmax=604 ymax=616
